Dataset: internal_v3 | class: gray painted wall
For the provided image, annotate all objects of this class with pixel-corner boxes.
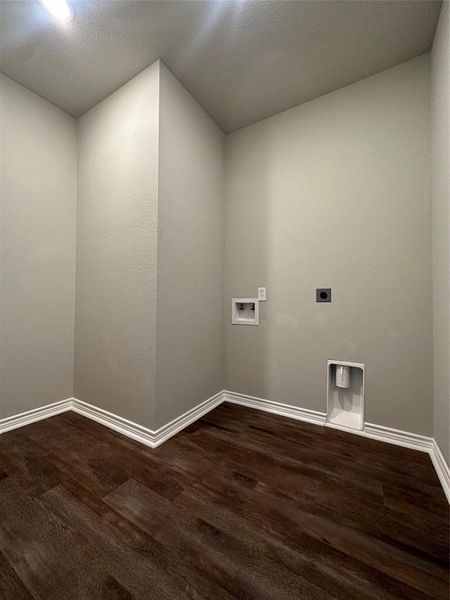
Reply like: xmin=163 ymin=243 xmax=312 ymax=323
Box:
xmin=224 ymin=56 xmax=433 ymax=435
xmin=74 ymin=61 xmax=225 ymax=430
xmin=0 ymin=54 xmax=439 ymax=445
xmin=155 ymin=63 xmax=225 ymax=428
xmin=74 ymin=63 xmax=160 ymax=428
xmin=431 ymin=3 xmax=450 ymax=465
xmin=0 ymin=73 xmax=77 ymax=418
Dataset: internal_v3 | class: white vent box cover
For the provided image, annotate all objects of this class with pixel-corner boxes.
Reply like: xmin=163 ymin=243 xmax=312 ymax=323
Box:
xmin=326 ymin=360 xmax=365 ymax=431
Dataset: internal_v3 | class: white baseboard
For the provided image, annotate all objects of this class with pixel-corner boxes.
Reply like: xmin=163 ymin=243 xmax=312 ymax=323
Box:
xmin=0 ymin=389 xmax=448 ymax=502
xmin=71 ymin=398 xmax=157 ymax=447
xmin=363 ymin=422 xmax=434 ymax=452
xmin=0 ymin=391 xmax=223 ymax=449
xmin=429 ymin=439 xmax=450 ymax=503
xmin=224 ymin=390 xmax=326 ymax=425
xmin=151 ymin=391 xmax=224 ymax=447
xmin=71 ymin=390 xmax=224 ymax=449
xmin=0 ymin=398 xmax=72 ymax=434
xmin=324 ymin=419 xmax=434 ymax=453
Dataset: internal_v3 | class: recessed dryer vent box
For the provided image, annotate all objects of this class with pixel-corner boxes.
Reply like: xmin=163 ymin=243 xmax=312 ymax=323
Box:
xmin=326 ymin=360 xmax=365 ymax=431
xmin=232 ymin=298 xmax=259 ymax=326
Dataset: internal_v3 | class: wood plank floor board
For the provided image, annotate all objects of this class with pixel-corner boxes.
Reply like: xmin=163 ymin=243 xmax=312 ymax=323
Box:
xmin=0 ymin=432 xmax=63 ymax=497
xmin=104 ymin=478 xmax=333 ymax=600
xmin=56 ymin=475 xmax=266 ymax=600
xmin=150 ymin=444 xmax=447 ymax=598
xmin=152 ymin=470 xmax=433 ymax=600
xmin=40 ymin=484 xmax=199 ymax=600
xmin=198 ymin=413 xmax=440 ymax=495
xmin=0 ymin=549 xmax=34 ymax=600
xmin=0 ymin=403 xmax=447 ymax=599
xmin=0 ymin=478 xmax=135 ymax=600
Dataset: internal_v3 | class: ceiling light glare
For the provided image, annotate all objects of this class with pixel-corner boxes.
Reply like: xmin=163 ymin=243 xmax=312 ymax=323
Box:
xmin=40 ymin=0 xmax=74 ymax=23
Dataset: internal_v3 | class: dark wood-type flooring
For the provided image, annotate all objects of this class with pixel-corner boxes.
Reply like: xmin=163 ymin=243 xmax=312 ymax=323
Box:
xmin=0 ymin=403 xmax=448 ymax=600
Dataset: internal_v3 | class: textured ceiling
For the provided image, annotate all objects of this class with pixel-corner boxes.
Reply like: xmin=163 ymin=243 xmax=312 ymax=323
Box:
xmin=0 ymin=0 xmax=442 ymax=132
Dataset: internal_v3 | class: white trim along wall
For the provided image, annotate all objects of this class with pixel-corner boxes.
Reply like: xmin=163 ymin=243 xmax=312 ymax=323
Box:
xmin=1 ymin=390 xmax=448 ymax=503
